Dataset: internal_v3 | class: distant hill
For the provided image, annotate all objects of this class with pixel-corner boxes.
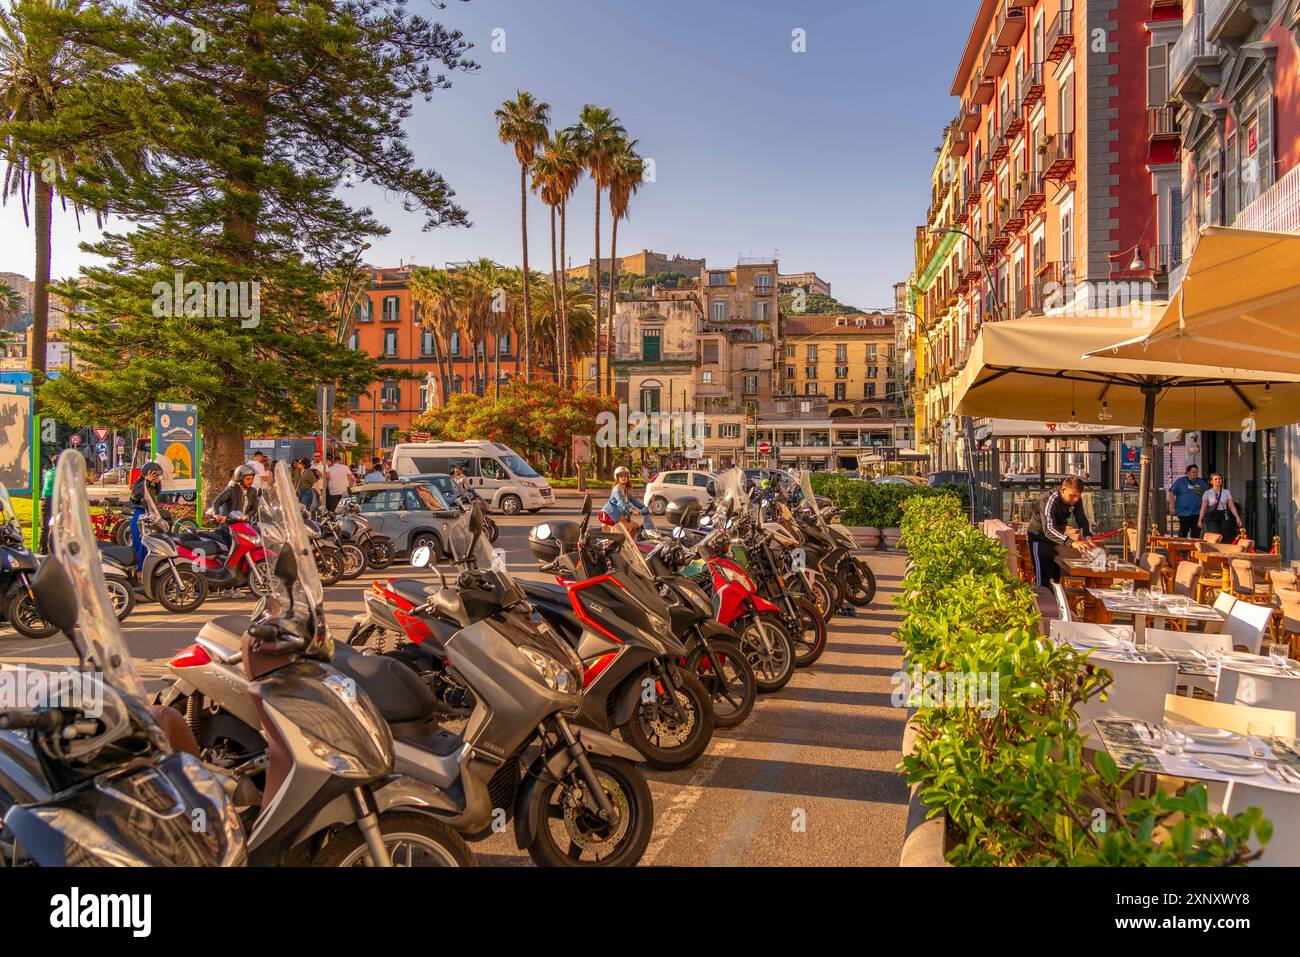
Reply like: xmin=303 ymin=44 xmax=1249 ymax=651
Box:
xmin=778 ymin=283 xmax=863 ymax=316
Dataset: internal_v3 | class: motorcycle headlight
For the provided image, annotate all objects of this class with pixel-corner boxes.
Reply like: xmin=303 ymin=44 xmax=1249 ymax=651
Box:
xmin=518 ymin=646 xmax=577 ymax=694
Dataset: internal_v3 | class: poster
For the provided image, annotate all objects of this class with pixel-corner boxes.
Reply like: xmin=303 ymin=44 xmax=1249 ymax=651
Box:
xmin=153 ymin=402 xmax=198 ymax=492
xmin=0 ymin=383 xmax=33 ymax=494
xmin=1120 ymin=442 xmax=1140 ymax=473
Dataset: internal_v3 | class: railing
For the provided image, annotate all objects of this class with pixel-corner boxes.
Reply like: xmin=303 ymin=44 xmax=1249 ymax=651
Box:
xmin=1149 ymin=243 xmax=1184 ymax=274
xmin=1148 ymin=106 xmax=1179 ymax=138
xmin=1170 ymin=13 xmax=1222 ymax=90
xmin=1046 ymin=2 xmax=1074 ymax=62
xmin=1043 ymin=131 xmax=1076 ymax=179
xmin=1235 ymin=159 xmax=1300 ymax=233
xmin=1014 ymin=171 xmax=1045 ymax=211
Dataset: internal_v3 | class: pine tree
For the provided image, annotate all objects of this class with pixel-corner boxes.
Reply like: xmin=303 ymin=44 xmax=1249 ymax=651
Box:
xmin=36 ymin=0 xmax=475 ymax=497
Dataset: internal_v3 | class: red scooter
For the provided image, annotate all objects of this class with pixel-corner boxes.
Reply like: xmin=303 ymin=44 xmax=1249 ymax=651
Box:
xmin=173 ymin=510 xmax=272 ymax=596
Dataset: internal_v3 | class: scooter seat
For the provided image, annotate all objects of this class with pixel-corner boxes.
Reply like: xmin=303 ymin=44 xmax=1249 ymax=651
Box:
xmin=180 ymin=531 xmax=226 ymax=550
xmin=331 ymin=643 xmax=436 ymax=724
xmin=390 ymin=578 xmax=437 ymax=605
xmin=98 ymin=543 xmax=138 ymax=568
xmin=520 ymin=579 xmax=571 ymax=605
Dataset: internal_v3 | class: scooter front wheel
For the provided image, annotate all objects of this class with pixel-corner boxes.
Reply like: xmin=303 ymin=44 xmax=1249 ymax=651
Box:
xmin=5 ymin=591 xmax=58 ymax=639
xmin=313 ymin=812 xmax=475 ymax=867
xmin=156 ymin=568 xmax=208 ymax=614
xmin=526 ymin=755 xmax=653 ymax=867
xmin=736 ymin=615 xmax=795 ymax=692
xmin=621 ymin=670 xmax=714 ymax=770
xmin=842 ymin=558 xmax=876 ymax=607
xmin=340 ymin=543 xmax=367 ymax=579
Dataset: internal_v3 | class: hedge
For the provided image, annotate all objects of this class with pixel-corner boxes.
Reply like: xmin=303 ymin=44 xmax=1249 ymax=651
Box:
xmin=809 ymin=472 xmax=970 ymax=528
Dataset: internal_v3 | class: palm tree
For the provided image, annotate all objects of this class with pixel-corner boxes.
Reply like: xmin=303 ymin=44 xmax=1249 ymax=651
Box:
xmin=569 ymin=106 xmax=625 ymax=396
xmin=0 ymin=0 xmax=132 ymax=387
xmin=409 ymin=265 xmax=460 ymax=406
xmin=461 ymin=259 xmax=507 ymax=397
xmin=0 ymin=280 xmax=22 ymax=330
xmin=528 ymin=279 xmax=594 ymax=376
xmin=606 ymin=138 xmax=645 ymax=396
xmin=532 ymin=129 xmax=583 ymax=388
xmin=495 ymin=92 xmax=550 ymax=384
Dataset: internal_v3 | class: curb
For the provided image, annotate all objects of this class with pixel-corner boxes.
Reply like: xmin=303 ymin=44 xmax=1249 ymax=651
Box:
xmin=898 ymin=710 xmax=951 ymax=867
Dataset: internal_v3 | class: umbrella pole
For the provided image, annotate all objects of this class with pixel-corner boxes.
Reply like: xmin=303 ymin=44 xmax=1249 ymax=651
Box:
xmin=1134 ymin=384 xmax=1159 ymax=560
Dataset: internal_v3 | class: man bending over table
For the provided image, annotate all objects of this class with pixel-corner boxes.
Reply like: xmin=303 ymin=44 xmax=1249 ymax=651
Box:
xmin=1026 ymin=475 xmax=1096 ymax=587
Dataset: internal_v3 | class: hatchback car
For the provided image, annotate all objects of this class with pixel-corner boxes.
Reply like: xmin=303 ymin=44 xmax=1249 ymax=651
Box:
xmin=644 ymin=469 xmax=715 ymax=515
xmin=345 ymin=482 xmax=462 ymax=560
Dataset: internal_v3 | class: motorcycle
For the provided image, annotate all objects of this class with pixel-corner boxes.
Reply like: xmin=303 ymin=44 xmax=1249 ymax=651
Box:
xmin=0 ymin=450 xmax=247 ymax=866
xmin=453 ymin=486 xmax=498 ymax=544
xmin=791 ymin=469 xmax=877 ymax=607
xmin=330 ymin=500 xmax=395 ymax=570
xmin=163 ymin=496 xmax=654 ymax=866
xmin=161 ymin=460 xmax=475 ymax=866
xmin=170 ymin=508 xmax=273 ymax=597
xmin=314 ymin=506 xmax=369 ymax=580
xmin=96 ymin=494 xmax=209 ymax=614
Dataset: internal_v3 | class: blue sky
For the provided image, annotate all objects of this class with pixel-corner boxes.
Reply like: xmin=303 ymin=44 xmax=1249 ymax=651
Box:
xmin=0 ymin=0 xmax=977 ymax=310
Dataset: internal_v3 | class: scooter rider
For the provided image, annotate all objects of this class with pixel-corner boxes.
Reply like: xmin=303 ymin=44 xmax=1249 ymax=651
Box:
xmin=204 ymin=465 xmax=261 ymax=551
xmin=603 ymin=465 xmax=652 ymax=533
xmin=129 ymin=462 xmax=165 ymax=577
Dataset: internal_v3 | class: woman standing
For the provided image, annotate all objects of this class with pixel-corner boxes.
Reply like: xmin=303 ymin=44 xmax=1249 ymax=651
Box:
xmin=1198 ymin=472 xmax=1243 ymax=539
xmin=293 ymin=458 xmax=318 ymax=510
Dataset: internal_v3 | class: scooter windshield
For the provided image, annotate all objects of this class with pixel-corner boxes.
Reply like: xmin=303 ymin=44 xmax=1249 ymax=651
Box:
xmin=258 ymin=460 xmax=326 ymax=627
xmin=794 ymin=470 xmax=829 ymax=529
xmin=444 ymin=506 xmax=525 ymax=606
xmin=712 ymin=467 xmax=750 ymax=521
xmin=48 ymin=450 xmax=147 ymax=702
xmin=0 ymin=482 xmax=19 ymax=540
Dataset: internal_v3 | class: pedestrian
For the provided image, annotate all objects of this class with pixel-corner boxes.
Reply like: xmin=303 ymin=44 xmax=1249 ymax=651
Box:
xmin=1198 ymin=472 xmax=1242 ymax=540
xmin=1025 ymin=475 xmax=1096 ymax=588
xmin=364 ymin=459 xmax=386 ymax=483
xmin=38 ymin=455 xmax=57 ymax=553
xmin=1166 ymin=464 xmax=1208 ymax=538
xmin=242 ymin=450 xmax=270 ymax=491
xmin=293 ymin=458 xmax=318 ymax=511
xmin=450 ymin=465 xmax=472 ymax=496
xmin=324 ymin=454 xmax=354 ymax=512
xmin=129 ymin=462 xmax=165 ymax=578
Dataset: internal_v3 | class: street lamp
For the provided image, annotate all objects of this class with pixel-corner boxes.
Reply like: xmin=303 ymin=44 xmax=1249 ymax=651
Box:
xmin=928 ymin=225 xmax=1004 ymax=324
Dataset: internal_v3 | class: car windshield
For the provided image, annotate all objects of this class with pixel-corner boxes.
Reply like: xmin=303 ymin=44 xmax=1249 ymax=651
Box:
xmin=412 ymin=483 xmax=449 ymax=510
xmin=258 ymin=460 xmax=326 ymax=629
xmin=499 ymin=453 xmax=539 ymax=478
xmin=48 ymin=451 xmax=146 ymax=702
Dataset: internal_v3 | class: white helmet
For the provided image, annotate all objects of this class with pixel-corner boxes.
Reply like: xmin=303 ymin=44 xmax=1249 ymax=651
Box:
xmin=614 ymin=466 xmax=631 ymax=479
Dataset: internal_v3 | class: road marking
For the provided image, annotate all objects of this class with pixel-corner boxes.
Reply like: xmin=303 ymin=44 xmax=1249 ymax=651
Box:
xmin=706 ymin=739 xmax=800 ymax=866
xmin=642 ymin=737 xmax=736 ymax=866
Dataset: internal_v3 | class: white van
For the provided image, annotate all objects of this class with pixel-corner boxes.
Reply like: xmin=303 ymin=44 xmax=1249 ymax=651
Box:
xmin=391 ymin=441 xmax=554 ymax=514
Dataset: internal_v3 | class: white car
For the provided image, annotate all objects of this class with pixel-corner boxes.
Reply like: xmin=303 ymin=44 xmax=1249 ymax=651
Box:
xmin=644 ymin=469 xmax=715 ymax=515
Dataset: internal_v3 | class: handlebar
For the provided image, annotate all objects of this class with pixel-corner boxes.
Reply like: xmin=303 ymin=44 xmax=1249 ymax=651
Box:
xmin=0 ymin=709 xmax=64 ymax=733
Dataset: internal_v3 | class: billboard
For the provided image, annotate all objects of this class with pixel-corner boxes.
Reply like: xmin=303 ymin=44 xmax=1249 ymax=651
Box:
xmin=0 ymin=382 xmax=33 ymax=494
xmin=153 ymin=402 xmax=198 ymax=492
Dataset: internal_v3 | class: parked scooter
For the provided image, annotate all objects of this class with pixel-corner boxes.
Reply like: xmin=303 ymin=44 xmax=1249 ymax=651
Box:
xmin=0 ymin=450 xmax=246 ymax=866
xmin=162 ymin=461 xmax=475 ymax=866
xmin=96 ymin=494 xmax=209 ymax=614
xmin=162 ymin=497 xmax=654 ymax=866
xmin=314 ymin=506 xmax=369 ymax=580
xmin=791 ymin=469 xmax=877 ymax=607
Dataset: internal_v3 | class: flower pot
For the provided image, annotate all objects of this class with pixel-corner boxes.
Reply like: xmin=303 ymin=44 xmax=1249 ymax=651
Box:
xmin=883 ymin=526 xmax=903 ymax=550
xmin=857 ymin=526 xmax=882 ymax=550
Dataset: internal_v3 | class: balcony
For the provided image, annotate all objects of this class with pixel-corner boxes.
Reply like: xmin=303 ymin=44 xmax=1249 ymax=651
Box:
xmin=1022 ymin=61 xmax=1046 ymax=110
xmin=1033 ymin=262 xmax=1076 ymax=312
xmin=1149 ymin=243 xmax=1185 ymax=282
xmin=963 ymin=261 xmax=984 ymax=284
xmin=1042 ymin=132 xmax=1076 ymax=182
xmin=988 ymin=213 xmax=1011 ymax=252
xmin=1002 ymin=201 xmax=1025 ymax=235
xmin=959 ymin=102 xmax=982 ymax=133
xmin=752 ymin=283 xmax=774 ymax=295
xmin=967 ymin=180 xmax=982 ymax=207
xmin=1000 ymin=95 xmax=1026 ymax=142
xmin=1015 ymin=171 xmax=1046 ymax=216
xmin=983 ymin=37 xmax=1011 ymax=78
xmin=1205 ymin=0 xmax=1273 ymax=46
xmin=1045 ymin=2 xmax=1075 ymax=63
xmin=977 ymin=156 xmax=995 ymax=185
xmin=990 ymin=128 xmax=1010 ymax=163
xmin=1171 ymin=14 xmax=1224 ymax=98
xmin=951 ymin=131 xmax=970 ymax=156
xmin=971 ymin=68 xmax=996 ymax=106
xmin=1148 ymin=105 xmax=1179 ymax=140
xmin=994 ymin=3 xmax=1027 ymax=47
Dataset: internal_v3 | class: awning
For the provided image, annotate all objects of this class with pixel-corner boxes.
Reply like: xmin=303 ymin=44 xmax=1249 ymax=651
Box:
xmin=1088 ymin=227 xmax=1300 ymax=375
xmin=976 ymin=419 xmax=1182 ymax=439
xmin=953 ymin=309 xmax=1300 ymax=432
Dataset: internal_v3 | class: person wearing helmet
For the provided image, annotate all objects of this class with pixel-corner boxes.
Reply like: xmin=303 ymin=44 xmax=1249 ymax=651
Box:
xmin=204 ymin=464 xmax=261 ymax=551
xmin=128 ymin=461 xmax=165 ymax=575
xmin=603 ymin=465 xmax=651 ymax=532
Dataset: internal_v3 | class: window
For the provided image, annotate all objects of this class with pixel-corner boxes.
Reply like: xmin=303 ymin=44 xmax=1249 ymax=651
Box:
xmin=835 ymin=344 xmax=847 ymax=362
xmin=806 ymin=345 xmax=817 ymax=361
xmin=382 ymin=296 xmax=400 ymax=322
xmin=805 ymin=365 xmax=817 ymax=379
xmin=359 ymin=490 xmax=404 ymax=513
xmin=701 ymin=370 xmax=713 ymax=384
xmin=742 ymin=375 xmax=757 ymax=395
xmin=498 ymin=329 xmax=511 ymax=355
xmin=867 ymin=344 xmax=877 ymax=360
xmin=348 ymin=393 xmax=360 ymax=411
xmin=804 ymin=382 xmax=818 ymax=396
xmin=719 ymin=424 xmax=740 ymax=439
xmin=865 ymin=383 xmax=876 ymax=398
xmin=744 ymin=346 xmax=758 ymax=370
xmin=710 ymin=301 xmax=727 ymax=323
xmin=835 ymin=366 xmax=848 ymax=379
xmin=1147 ymin=43 xmax=1168 ymax=107
xmin=640 ymin=381 xmax=661 ymax=413
xmin=642 ymin=327 xmax=661 ymax=361
xmin=867 ymin=365 xmax=879 ymax=379
xmin=708 ymin=271 xmax=730 ymax=286
xmin=754 ymin=273 xmax=772 ymax=291
xmin=833 ymin=383 xmax=846 ymax=401
xmin=348 ymin=330 xmax=359 ymax=350
xmin=785 ymin=365 xmax=795 ymax=380
xmin=479 ymin=458 xmax=504 ymax=480
xmin=380 ymin=425 xmax=398 ymax=448
xmin=420 ymin=330 xmax=435 ymax=356
xmin=784 ymin=345 xmax=795 ymax=358
xmin=381 ymin=380 xmax=399 ymax=404
xmin=691 ymin=473 xmax=712 ymax=487
xmin=450 ymin=331 xmax=461 ymax=355
xmin=1059 ymin=71 xmax=1075 ymax=134
xmin=753 ymin=301 xmax=770 ymax=323
xmin=383 ymin=328 xmax=397 ymax=357
xmin=355 ymin=298 xmax=373 ymax=323
xmin=701 ymin=341 xmax=719 ymax=364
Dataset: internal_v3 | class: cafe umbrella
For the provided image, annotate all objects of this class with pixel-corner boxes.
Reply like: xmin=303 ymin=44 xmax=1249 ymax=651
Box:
xmin=952 ymin=309 xmax=1300 ymax=549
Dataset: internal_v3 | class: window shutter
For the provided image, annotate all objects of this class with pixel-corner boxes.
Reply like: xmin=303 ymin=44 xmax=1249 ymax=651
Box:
xmin=1147 ymin=44 xmax=1168 ymax=109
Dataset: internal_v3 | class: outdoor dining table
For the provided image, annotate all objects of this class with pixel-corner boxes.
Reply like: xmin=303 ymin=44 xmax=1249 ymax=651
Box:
xmin=1092 ymin=717 xmax=1300 ymax=795
xmin=1149 ymin=534 xmax=1201 ymax=566
xmin=1193 ymin=549 xmax=1282 ymax=595
xmin=1061 ymin=561 xmax=1150 ymax=621
xmin=1086 ymin=589 xmax=1222 ymax=644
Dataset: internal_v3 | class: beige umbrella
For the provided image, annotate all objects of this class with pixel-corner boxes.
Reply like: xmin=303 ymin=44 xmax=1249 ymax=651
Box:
xmin=953 ymin=309 xmax=1300 ymax=542
xmin=1090 ymin=226 xmax=1300 ymax=376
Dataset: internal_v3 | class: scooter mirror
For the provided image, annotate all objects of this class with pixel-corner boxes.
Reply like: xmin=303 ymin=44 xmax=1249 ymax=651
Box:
xmin=273 ymin=546 xmax=298 ymax=588
xmin=672 ymin=526 xmax=686 ymax=540
xmin=468 ymin=501 xmax=485 ymax=537
xmin=31 ymin=555 xmax=79 ymax=637
xmin=410 ymin=545 xmax=432 ymax=568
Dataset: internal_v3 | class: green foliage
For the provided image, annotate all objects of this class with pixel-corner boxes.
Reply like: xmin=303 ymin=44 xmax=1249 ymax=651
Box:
xmin=809 ymin=472 xmax=968 ymax=528
xmin=777 ymin=284 xmax=863 ymax=316
xmin=897 ymin=494 xmax=1269 ymax=866
xmin=411 ymin=379 xmax=614 ymax=471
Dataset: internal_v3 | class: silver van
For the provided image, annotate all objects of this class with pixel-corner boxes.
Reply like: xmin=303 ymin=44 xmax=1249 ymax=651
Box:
xmin=390 ymin=440 xmax=554 ymax=514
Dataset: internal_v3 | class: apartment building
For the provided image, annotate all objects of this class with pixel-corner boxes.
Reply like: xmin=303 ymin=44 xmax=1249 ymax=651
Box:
xmin=1164 ymin=0 xmax=1300 ymax=552
xmin=777 ymin=271 xmax=832 ymax=297
xmin=909 ymin=0 xmax=1172 ymax=468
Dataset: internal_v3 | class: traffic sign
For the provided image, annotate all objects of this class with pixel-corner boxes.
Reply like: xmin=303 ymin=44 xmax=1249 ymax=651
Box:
xmin=69 ymin=434 xmax=82 ymax=446
xmin=757 ymin=441 xmax=772 ymax=455
xmin=115 ymin=437 xmax=125 ymax=448
xmin=93 ymin=427 xmax=110 ymax=443
xmin=96 ymin=442 xmax=108 ymax=454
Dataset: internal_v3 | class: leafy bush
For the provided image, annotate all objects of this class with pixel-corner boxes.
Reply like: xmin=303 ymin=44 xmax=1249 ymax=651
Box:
xmin=897 ymin=493 xmax=1269 ymax=866
xmin=809 ymin=472 xmax=969 ymax=528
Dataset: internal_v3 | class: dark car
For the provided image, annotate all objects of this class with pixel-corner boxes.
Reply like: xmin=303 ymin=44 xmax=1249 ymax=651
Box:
xmin=402 ymin=472 xmax=463 ymax=505
xmin=928 ymin=470 xmax=972 ymax=487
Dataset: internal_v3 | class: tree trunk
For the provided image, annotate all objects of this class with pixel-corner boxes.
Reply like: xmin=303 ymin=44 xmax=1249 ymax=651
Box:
xmin=593 ymin=186 xmax=602 ymax=396
xmin=520 ymin=164 xmax=533 ymax=383
xmin=493 ymin=325 xmax=501 ymax=398
xmin=31 ymin=176 xmax=53 ymax=392
xmin=201 ymin=424 xmax=244 ymax=512
xmin=607 ymin=213 xmax=618 ymax=397
xmin=549 ymin=204 xmax=559 ymax=385
xmin=559 ymin=201 xmax=570 ymax=389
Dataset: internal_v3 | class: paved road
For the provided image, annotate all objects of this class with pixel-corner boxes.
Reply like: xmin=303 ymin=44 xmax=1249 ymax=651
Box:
xmin=0 ymin=503 xmax=910 ymax=866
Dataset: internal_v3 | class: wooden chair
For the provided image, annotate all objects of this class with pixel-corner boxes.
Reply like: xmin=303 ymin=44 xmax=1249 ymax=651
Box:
xmin=1277 ymin=588 xmax=1300 ymax=658
xmin=1269 ymin=570 xmax=1297 ymax=592
xmin=1173 ymin=560 xmax=1201 ymax=598
xmin=1202 ymin=532 xmax=1224 ymax=544
xmin=1163 ymin=694 xmax=1296 ymax=738
xmin=1138 ymin=552 xmax=1168 ymax=591
xmin=1224 ymin=782 xmax=1300 ymax=866
xmin=1230 ymin=559 xmax=1273 ymax=605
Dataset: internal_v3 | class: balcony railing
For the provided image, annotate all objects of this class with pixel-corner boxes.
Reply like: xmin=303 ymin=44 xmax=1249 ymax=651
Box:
xmin=1000 ymin=94 xmax=1026 ymax=142
xmin=972 ymin=68 xmax=996 ymax=105
xmin=1170 ymin=13 xmax=1223 ymax=96
xmin=994 ymin=2 xmax=1027 ymax=47
xmin=1015 ymin=171 xmax=1046 ymax=216
xmin=1042 ymin=132 xmax=1076 ymax=182
xmin=1149 ymin=243 xmax=1184 ymax=275
xmin=1022 ymin=61 xmax=1046 ymax=109
xmin=1034 ymin=262 xmax=1076 ymax=312
xmin=1148 ymin=105 xmax=1179 ymax=139
xmin=983 ymin=36 xmax=1011 ymax=78
xmin=1235 ymin=160 xmax=1300 ymax=234
xmin=1046 ymin=2 xmax=1075 ymax=63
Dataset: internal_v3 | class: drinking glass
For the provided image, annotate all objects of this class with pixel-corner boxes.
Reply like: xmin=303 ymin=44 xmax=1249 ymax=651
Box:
xmin=1121 ymin=577 xmax=1135 ymax=596
xmin=1161 ymin=723 xmax=1186 ymax=755
xmin=1248 ymin=722 xmax=1274 ymax=758
xmin=1270 ymin=643 xmax=1292 ymax=671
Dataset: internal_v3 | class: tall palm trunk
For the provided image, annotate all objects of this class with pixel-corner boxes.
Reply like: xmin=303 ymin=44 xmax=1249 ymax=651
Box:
xmin=519 ymin=164 xmax=533 ymax=382
xmin=493 ymin=326 xmax=501 ymax=398
xmin=593 ymin=187 xmax=602 ymax=396
xmin=606 ymin=213 xmax=618 ymax=396
xmin=559 ymin=201 xmax=570 ymax=389
xmin=31 ymin=176 xmax=52 ymax=388
xmin=548 ymin=205 xmax=559 ymax=384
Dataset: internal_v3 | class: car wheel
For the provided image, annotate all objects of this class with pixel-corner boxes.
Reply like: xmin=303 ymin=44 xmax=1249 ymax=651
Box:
xmin=648 ymin=496 xmax=667 ymax=516
xmin=499 ymin=495 xmax=522 ymax=516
